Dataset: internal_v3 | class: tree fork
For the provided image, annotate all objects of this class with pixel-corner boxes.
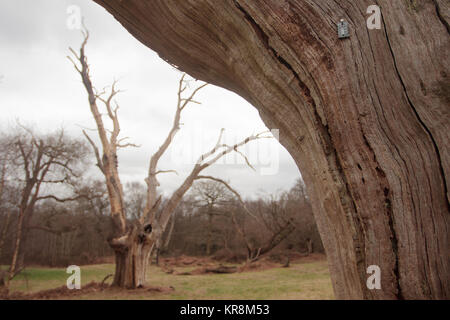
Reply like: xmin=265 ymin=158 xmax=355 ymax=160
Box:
xmin=108 ymin=224 xmax=154 ymax=288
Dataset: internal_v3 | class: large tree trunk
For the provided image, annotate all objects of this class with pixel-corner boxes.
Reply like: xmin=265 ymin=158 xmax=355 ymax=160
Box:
xmin=109 ymin=226 xmax=154 ymax=288
xmin=93 ymin=0 xmax=449 ymax=299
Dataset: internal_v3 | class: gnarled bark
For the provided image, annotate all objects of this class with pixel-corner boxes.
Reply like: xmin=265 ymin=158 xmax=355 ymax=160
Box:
xmin=92 ymin=0 xmax=449 ymax=299
xmin=109 ymin=224 xmax=154 ymax=288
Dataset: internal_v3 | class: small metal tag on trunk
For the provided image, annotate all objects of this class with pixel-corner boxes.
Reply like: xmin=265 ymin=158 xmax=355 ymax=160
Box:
xmin=338 ymin=19 xmax=350 ymax=39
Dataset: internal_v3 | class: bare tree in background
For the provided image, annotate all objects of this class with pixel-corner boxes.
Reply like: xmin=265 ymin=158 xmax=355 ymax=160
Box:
xmin=0 ymin=127 xmax=88 ymax=288
xmin=0 ymin=141 xmax=12 ymax=261
xmin=69 ymin=30 xmax=271 ymax=288
xmin=190 ymin=180 xmax=232 ymax=256
xmin=283 ymin=179 xmax=320 ymax=254
xmin=195 ymin=176 xmax=296 ymax=263
xmin=124 ymin=182 xmax=146 ymax=221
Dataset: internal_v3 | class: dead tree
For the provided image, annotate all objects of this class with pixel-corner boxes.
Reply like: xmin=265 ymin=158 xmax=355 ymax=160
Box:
xmin=196 ymin=176 xmax=295 ymax=263
xmin=92 ymin=0 xmax=450 ymax=299
xmin=2 ymin=127 xmax=88 ymax=287
xmin=191 ymin=180 xmax=232 ymax=256
xmin=69 ymin=31 xmax=271 ymax=288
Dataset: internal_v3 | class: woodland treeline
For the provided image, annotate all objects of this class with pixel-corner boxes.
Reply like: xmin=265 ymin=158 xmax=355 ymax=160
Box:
xmin=0 ymin=127 xmax=322 ymax=269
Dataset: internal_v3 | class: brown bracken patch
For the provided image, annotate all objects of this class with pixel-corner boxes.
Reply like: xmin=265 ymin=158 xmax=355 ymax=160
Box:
xmin=0 ymin=282 xmax=175 ymax=300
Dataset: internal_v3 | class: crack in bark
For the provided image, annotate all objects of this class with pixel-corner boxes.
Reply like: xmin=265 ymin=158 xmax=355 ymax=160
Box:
xmin=432 ymin=0 xmax=450 ymax=34
xmin=234 ymin=0 xmax=368 ymax=297
xmin=377 ymin=9 xmax=408 ymax=300
xmin=350 ymin=14 xmax=404 ymax=284
xmin=380 ymin=8 xmax=449 ymax=209
xmin=378 ymin=7 xmax=450 ymax=299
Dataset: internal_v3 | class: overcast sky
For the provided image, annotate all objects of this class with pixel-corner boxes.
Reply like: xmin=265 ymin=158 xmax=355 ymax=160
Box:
xmin=0 ymin=0 xmax=301 ymax=198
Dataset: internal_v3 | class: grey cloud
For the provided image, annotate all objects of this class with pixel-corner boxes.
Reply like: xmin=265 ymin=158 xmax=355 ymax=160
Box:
xmin=0 ymin=0 xmax=302 ymax=198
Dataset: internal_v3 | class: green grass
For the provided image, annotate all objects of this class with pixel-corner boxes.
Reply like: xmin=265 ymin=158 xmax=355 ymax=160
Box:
xmin=5 ymin=259 xmax=334 ymax=300
xmin=4 ymin=264 xmax=112 ymax=293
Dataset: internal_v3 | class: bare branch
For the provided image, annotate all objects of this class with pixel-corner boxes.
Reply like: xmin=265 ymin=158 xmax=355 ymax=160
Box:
xmin=197 ymin=130 xmax=271 ymax=168
xmin=142 ymin=195 xmax=162 ymax=223
xmin=117 ymin=142 xmax=140 ymax=149
xmin=36 ymin=194 xmax=89 ymax=203
xmin=155 ymin=170 xmax=178 ymax=176
xmin=143 ymin=74 xmax=208 ymax=224
xmin=82 ymin=130 xmax=104 ymax=174
xmin=196 ymin=128 xmax=226 ymax=163
xmin=195 ymin=176 xmax=261 ymax=221
xmin=27 ymin=225 xmax=76 ymax=236
xmin=233 ymin=148 xmax=256 ymax=171
xmin=41 ymin=178 xmax=69 ymax=184
xmin=180 ymin=83 xmax=208 ymax=110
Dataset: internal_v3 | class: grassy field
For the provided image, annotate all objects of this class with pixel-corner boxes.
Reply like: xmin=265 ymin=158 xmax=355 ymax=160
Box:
xmin=3 ymin=258 xmax=334 ymax=300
